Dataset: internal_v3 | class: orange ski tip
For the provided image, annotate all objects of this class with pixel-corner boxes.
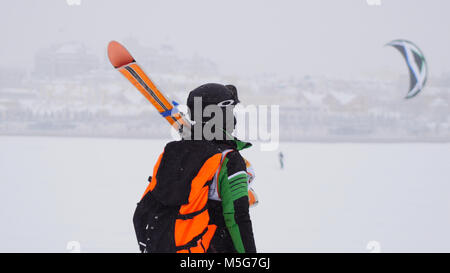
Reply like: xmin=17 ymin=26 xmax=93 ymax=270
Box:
xmin=107 ymin=40 xmax=135 ymax=68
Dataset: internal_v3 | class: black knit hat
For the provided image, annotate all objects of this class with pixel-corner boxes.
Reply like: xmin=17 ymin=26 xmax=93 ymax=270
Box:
xmin=187 ymin=83 xmax=239 ymax=118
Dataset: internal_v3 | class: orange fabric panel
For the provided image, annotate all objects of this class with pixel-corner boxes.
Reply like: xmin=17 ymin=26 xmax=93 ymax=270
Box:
xmin=176 ymin=249 xmax=189 ymax=253
xmin=248 ymin=188 xmax=258 ymax=207
xmin=174 ymin=153 xmax=222 ymax=249
xmin=178 ymin=186 xmax=208 ymax=215
xmin=189 ymin=242 xmax=205 ymax=253
xmin=188 ymin=225 xmax=217 ymax=253
xmin=140 ymin=152 xmax=164 ymax=200
xmin=201 ymin=224 xmax=217 ymax=251
xmin=188 ymin=153 xmax=222 ymax=203
xmin=175 ymin=210 xmax=209 ymax=247
xmin=244 ymin=158 xmax=251 ymax=168
xmin=188 ymin=245 xmax=203 ymax=253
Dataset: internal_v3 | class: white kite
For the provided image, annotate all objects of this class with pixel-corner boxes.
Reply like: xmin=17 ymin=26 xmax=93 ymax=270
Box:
xmin=386 ymin=39 xmax=428 ymax=99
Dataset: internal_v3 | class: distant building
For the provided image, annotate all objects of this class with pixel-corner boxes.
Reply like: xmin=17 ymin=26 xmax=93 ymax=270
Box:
xmin=33 ymin=42 xmax=98 ymax=79
xmin=120 ymin=37 xmax=218 ymax=76
xmin=0 ymin=67 xmax=26 ymax=87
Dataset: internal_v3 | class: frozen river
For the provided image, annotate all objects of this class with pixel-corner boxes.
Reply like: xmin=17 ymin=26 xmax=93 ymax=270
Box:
xmin=0 ymin=136 xmax=449 ymax=252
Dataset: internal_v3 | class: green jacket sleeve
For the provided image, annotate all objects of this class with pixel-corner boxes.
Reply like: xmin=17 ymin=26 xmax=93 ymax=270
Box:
xmin=218 ymin=155 xmax=256 ymax=253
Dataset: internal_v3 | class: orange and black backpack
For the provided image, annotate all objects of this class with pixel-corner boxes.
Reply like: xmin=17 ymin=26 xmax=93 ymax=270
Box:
xmin=133 ymin=140 xmax=225 ymax=253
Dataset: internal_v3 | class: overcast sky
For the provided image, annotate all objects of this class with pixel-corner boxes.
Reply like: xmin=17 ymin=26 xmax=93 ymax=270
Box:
xmin=1 ymin=0 xmax=450 ymax=79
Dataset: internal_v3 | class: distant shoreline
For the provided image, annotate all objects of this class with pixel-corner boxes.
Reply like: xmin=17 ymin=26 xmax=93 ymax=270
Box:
xmin=1 ymin=133 xmax=449 ymax=144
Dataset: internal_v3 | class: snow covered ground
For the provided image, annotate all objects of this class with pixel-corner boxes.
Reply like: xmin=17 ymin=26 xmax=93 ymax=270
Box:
xmin=0 ymin=136 xmax=449 ymax=253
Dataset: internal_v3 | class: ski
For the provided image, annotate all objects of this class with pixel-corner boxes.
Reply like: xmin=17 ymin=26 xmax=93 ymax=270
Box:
xmin=107 ymin=40 xmax=191 ymax=138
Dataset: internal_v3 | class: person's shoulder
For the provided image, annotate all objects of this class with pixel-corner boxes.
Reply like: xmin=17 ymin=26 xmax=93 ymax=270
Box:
xmin=225 ymin=150 xmax=246 ymax=173
xmin=225 ymin=150 xmax=243 ymax=161
xmin=160 ymin=141 xmax=222 ymax=167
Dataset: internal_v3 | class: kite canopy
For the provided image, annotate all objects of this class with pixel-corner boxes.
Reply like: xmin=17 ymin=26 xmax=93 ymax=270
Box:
xmin=386 ymin=39 xmax=428 ymax=99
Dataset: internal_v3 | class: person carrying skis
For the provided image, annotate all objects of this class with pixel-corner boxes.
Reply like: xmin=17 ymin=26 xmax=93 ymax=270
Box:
xmin=133 ymin=83 xmax=256 ymax=253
